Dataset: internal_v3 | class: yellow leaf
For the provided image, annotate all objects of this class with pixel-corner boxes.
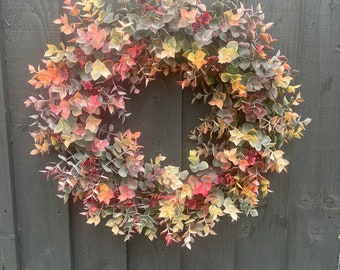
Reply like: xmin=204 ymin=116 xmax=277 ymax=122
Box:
xmin=224 ymin=148 xmax=239 ymax=165
xmin=98 ymin=183 xmax=115 ymax=205
xmin=87 ymin=215 xmax=100 ymax=226
xmin=61 ymin=133 xmax=77 ymax=148
xmin=242 ymin=133 xmax=259 ymax=146
xmin=229 ymin=128 xmax=244 ymax=146
xmin=91 ymin=59 xmax=111 ymax=81
xmin=231 ymin=80 xmax=247 ymax=97
xmin=218 ymin=46 xmax=238 ymax=64
xmin=44 ymin=44 xmax=58 ymax=57
xmin=187 ymin=50 xmax=207 ymax=69
xmin=224 ymin=10 xmax=242 ymax=26
xmin=270 ymin=150 xmax=289 ymax=173
xmin=158 ymin=37 xmax=178 ymax=59
xmin=188 ymin=150 xmax=200 ymax=164
xmin=180 ymin=184 xmax=193 ymax=200
xmin=209 ymin=204 xmax=224 ymax=220
xmin=208 ymin=92 xmax=226 ymax=109
xmin=159 ymin=201 xmax=176 ymax=219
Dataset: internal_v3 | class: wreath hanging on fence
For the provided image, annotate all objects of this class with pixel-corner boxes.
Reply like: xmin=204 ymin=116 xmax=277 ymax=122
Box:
xmin=26 ymin=0 xmax=310 ymax=248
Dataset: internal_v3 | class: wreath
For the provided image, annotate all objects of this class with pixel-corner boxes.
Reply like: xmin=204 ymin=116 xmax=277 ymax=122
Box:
xmin=26 ymin=0 xmax=310 ymax=248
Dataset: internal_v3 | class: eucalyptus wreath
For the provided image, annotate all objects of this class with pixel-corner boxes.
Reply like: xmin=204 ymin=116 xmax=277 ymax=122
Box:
xmin=26 ymin=0 xmax=310 ymax=248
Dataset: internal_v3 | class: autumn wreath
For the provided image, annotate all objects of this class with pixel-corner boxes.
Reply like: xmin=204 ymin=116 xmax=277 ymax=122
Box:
xmin=26 ymin=0 xmax=310 ymax=248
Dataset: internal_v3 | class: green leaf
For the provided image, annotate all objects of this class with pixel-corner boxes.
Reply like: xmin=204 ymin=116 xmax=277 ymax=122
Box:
xmin=220 ymin=73 xmax=232 ymax=83
xmin=118 ymin=166 xmax=128 ymax=177
xmin=227 ymin=41 xmax=238 ymax=51
xmin=223 ymin=198 xmax=242 ymax=221
xmin=239 ymin=59 xmax=250 ymax=70
xmin=239 ymin=47 xmax=250 ymax=57
xmin=189 ymin=161 xmax=208 ymax=173
xmin=54 ymin=118 xmax=72 ymax=134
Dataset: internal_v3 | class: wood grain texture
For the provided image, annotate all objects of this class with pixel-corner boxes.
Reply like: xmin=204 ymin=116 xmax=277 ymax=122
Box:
xmin=126 ymin=76 xmax=182 ymax=270
xmin=178 ymin=3 xmax=237 ymax=267
xmin=71 ymin=202 xmax=127 ymax=270
xmin=0 ymin=5 xmax=20 ymax=269
xmin=230 ymin=0 xmax=299 ymax=269
xmin=285 ymin=0 xmax=340 ymax=269
xmin=1 ymin=0 xmax=339 ymax=269
xmin=2 ymin=0 xmax=72 ymax=269
xmin=180 ymin=85 xmax=237 ymax=270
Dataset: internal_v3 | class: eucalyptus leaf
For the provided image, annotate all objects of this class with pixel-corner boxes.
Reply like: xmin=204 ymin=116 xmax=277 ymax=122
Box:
xmin=118 ymin=166 xmax=128 ymax=177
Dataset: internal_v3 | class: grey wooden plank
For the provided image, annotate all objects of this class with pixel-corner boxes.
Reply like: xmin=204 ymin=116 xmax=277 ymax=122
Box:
xmin=180 ymin=87 xmax=236 ymax=270
xmin=180 ymin=219 xmax=236 ymax=270
xmin=126 ymin=76 xmax=181 ymax=270
xmin=71 ymin=203 xmax=127 ymax=270
xmin=0 ymin=4 xmax=20 ymax=269
xmin=285 ymin=0 xmax=340 ymax=269
xmin=2 ymin=0 xmax=72 ymax=269
xmin=67 ymin=0 xmax=127 ymax=267
xmin=233 ymin=179 xmax=290 ymax=270
xmin=180 ymin=1 xmax=295 ymax=269
xmin=180 ymin=3 xmax=236 ymax=267
xmin=229 ymin=0 xmax=301 ymax=268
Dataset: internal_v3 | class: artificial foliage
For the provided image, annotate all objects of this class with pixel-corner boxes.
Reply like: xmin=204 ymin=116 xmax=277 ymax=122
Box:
xmin=26 ymin=0 xmax=310 ymax=248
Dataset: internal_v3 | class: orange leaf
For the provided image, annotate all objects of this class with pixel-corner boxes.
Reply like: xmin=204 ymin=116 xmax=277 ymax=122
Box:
xmin=54 ymin=14 xmax=74 ymax=35
xmin=239 ymin=160 xmax=249 ymax=172
xmin=85 ymin=115 xmax=102 ymax=133
xmin=30 ymin=148 xmax=40 ymax=155
xmin=208 ymin=99 xmax=223 ymax=109
xmin=178 ymin=9 xmax=198 ymax=28
xmin=98 ymin=184 xmax=115 ymax=205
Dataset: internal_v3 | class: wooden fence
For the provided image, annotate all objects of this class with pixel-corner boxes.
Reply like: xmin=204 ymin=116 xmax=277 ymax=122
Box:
xmin=1 ymin=0 xmax=340 ymax=269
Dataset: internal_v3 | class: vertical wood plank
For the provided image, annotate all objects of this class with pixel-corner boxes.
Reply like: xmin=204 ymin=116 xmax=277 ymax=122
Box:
xmin=230 ymin=0 xmax=301 ymax=269
xmin=0 ymin=5 xmax=20 ymax=269
xmin=180 ymin=1 xmax=293 ymax=269
xmin=181 ymin=0 xmax=326 ymax=269
xmin=178 ymin=0 xmax=237 ymax=268
xmin=286 ymin=0 xmax=340 ymax=269
xmin=126 ymin=76 xmax=181 ymax=270
xmin=71 ymin=202 xmax=127 ymax=270
xmin=181 ymin=87 xmax=236 ymax=270
xmin=2 ymin=0 xmax=72 ymax=269
xmin=233 ymin=185 xmax=290 ymax=270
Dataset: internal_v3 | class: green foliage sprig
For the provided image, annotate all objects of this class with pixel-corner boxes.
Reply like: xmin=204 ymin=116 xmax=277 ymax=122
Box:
xmin=26 ymin=0 xmax=310 ymax=248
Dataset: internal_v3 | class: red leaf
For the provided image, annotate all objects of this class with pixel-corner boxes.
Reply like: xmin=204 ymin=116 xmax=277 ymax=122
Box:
xmin=91 ymin=138 xmax=109 ymax=153
xmin=187 ymin=199 xmax=197 ymax=210
xmin=85 ymin=95 xmax=101 ymax=115
xmin=193 ymin=181 xmax=212 ymax=197
xmin=118 ymin=185 xmax=135 ymax=202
